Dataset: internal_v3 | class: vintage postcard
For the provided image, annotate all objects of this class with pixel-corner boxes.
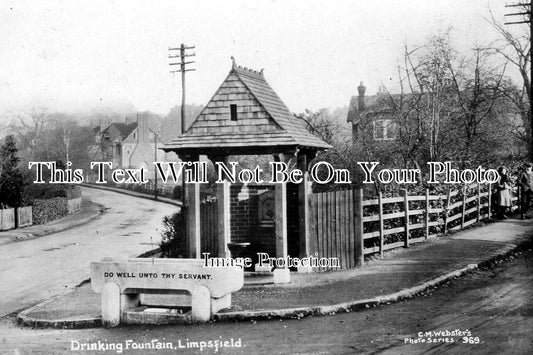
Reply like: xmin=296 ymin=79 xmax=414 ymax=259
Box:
xmin=0 ymin=1 xmax=532 ymax=354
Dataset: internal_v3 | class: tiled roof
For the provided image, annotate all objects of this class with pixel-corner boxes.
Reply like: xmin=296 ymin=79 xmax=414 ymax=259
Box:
xmin=103 ymin=122 xmax=137 ymax=139
xmin=163 ymin=62 xmax=331 ymax=153
xmin=346 ymin=95 xmax=384 ymax=124
xmin=235 ymin=67 xmax=331 ymax=149
xmin=347 ymin=92 xmax=417 ymax=124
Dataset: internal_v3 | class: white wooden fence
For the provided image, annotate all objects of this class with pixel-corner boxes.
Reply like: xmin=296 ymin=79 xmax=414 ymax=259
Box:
xmin=0 ymin=208 xmax=15 ymax=231
xmin=309 ymin=184 xmax=519 ymax=270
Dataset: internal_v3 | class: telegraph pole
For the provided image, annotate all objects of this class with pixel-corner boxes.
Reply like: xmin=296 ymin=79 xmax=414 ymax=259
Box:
xmin=505 ymin=1 xmax=532 ymax=159
xmin=169 ymin=44 xmax=196 ymax=134
xmin=505 ymin=2 xmax=532 ymax=217
xmin=149 ymin=128 xmax=160 ymax=200
xmin=169 ymin=44 xmax=196 ymax=249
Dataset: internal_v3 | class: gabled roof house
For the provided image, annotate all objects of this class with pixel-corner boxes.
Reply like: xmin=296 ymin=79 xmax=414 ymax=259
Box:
xmin=347 ymin=82 xmax=400 ymax=142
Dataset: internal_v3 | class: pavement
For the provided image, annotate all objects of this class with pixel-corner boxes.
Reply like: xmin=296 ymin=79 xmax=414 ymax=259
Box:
xmin=0 ymin=196 xmax=104 ymax=246
xmin=15 ymin=213 xmax=533 ymax=329
xmin=81 ymin=183 xmax=181 ymax=207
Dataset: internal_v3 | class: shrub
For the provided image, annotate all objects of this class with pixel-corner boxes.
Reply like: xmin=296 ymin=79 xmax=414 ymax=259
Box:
xmin=159 ymin=212 xmax=187 ymax=258
xmin=0 ymin=135 xmax=25 ymax=208
xmin=32 ymin=197 xmax=68 ymax=224
xmin=23 ymin=180 xmax=81 ymax=206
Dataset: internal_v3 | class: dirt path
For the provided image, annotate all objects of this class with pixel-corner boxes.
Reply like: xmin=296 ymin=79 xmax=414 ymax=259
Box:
xmin=1 ymin=239 xmax=531 ymax=354
xmin=0 ymin=187 xmax=177 ymax=317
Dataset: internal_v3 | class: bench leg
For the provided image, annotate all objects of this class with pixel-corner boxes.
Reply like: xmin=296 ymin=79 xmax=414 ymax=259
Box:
xmin=211 ymin=294 xmax=231 ymax=313
xmin=273 ymin=268 xmax=291 ymax=284
xmin=191 ymin=285 xmax=211 ymax=322
xmin=101 ymin=283 xmax=120 ymax=328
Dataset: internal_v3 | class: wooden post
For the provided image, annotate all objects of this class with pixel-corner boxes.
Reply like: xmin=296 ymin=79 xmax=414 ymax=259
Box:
xmin=335 ymin=191 xmax=342 ymax=267
xmin=317 ymin=192 xmax=324 ymax=271
xmin=187 ymin=180 xmax=201 ymax=259
xmin=520 ymin=185 xmax=525 ymax=219
xmin=309 ymin=192 xmax=318 ymax=259
xmin=403 ymin=189 xmax=410 ymax=248
xmin=325 ymin=191 xmax=335 ymax=258
xmin=461 ymin=185 xmax=466 ymax=229
xmin=378 ymin=191 xmax=384 ymax=256
xmin=354 ymin=188 xmax=364 ymax=267
xmin=487 ymin=183 xmax=492 ymax=219
xmin=153 ymin=131 xmax=158 ymax=201
xmin=275 ymin=182 xmax=288 ymax=261
xmin=216 ymin=180 xmax=231 ymax=258
xmin=444 ymin=188 xmax=451 ymax=234
xmin=340 ymin=190 xmax=347 ymax=269
xmin=297 ymin=154 xmax=310 ymax=259
xmin=347 ymin=190 xmax=355 ymax=268
xmin=476 ymin=183 xmax=481 ymax=223
xmin=425 ymin=189 xmax=429 ymax=240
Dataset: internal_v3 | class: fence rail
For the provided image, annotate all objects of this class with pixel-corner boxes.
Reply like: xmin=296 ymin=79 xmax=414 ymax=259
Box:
xmin=0 ymin=208 xmax=15 ymax=231
xmin=67 ymin=197 xmax=82 ymax=214
xmin=309 ymin=189 xmax=358 ymax=270
xmin=16 ymin=206 xmax=33 ymax=227
xmin=0 ymin=196 xmax=81 ymax=231
xmin=309 ymin=184 xmax=521 ymax=270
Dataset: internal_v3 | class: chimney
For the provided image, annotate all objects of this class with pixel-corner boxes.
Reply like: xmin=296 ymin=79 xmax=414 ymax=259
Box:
xmin=357 ymin=81 xmax=366 ymax=111
xmin=137 ymin=114 xmax=148 ymax=144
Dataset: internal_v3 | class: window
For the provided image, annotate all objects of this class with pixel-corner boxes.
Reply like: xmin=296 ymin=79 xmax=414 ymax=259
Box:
xmin=373 ymin=119 xmax=397 ymax=140
xmin=230 ymin=104 xmax=238 ymax=121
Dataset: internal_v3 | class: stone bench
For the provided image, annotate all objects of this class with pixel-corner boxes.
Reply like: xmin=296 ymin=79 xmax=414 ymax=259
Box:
xmin=90 ymin=258 xmax=243 ymax=327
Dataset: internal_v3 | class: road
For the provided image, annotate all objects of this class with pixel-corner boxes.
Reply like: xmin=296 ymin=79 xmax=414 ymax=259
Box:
xmin=0 ymin=187 xmax=177 ymax=317
xmin=1 ymin=238 xmax=531 ymax=354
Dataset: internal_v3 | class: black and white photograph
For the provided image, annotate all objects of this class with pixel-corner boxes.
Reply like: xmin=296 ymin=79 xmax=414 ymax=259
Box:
xmin=0 ymin=0 xmax=532 ymax=354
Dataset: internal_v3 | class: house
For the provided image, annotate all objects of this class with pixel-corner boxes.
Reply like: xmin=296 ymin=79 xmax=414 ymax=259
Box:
xmin=121 ymin=114 xmax=167 ymax=177
xmin=346 ymin=82 xmax=399 ymax=143
xmin=92 ymin=114 xmax=173 ymax=180
xmin=98 ymin=122 xmax=137 ymax=166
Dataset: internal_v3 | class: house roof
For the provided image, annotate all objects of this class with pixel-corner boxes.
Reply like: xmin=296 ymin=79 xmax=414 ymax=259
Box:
xmin=347 ymin=89 xmax=422 ymax=125
xmin=163 ymin=61 xmax=332 ymax=155
xmin=102 ymin=122 xmax=137 ymax=140
xmin=115 ymin=122 xmax=138 ymax=137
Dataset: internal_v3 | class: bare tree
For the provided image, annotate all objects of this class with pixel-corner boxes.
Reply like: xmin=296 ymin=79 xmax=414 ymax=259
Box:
xmin=447 ymin=46 xmax=508 ymax=165
xmin=7 ymin=109 xmax=94 ymax=168
xmin=403 ymin=32 xmax=457 ymax=162
xmin=353 ymin=30 xmax=518 ymax=171
xmin=8 ymin=107 xmax=50 ymax=159
xmin=488 ymin=8 xmax=531 ymax=158
xmin=298 ymin=108 xmax=346 ymax=145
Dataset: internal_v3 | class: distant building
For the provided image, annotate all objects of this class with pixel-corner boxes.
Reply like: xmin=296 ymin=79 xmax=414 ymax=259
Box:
xmin=121 ymin=115 xmax=164 ymax=173
xmin=92 ymin=115 xmax=172 ymax=179
xmin=346 ymin=82 xmax=398 ymax=143
xmin=98 ymin=122 xmax=137 ymax=166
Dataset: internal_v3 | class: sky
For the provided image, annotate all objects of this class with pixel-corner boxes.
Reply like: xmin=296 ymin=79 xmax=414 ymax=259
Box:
xmin=0 ymin=0 xmax=522 ymax=118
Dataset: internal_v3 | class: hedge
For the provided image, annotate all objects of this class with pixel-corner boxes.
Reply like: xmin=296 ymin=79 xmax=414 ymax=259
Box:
xmin=32 ymin=197 xmax=68 ymax=225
